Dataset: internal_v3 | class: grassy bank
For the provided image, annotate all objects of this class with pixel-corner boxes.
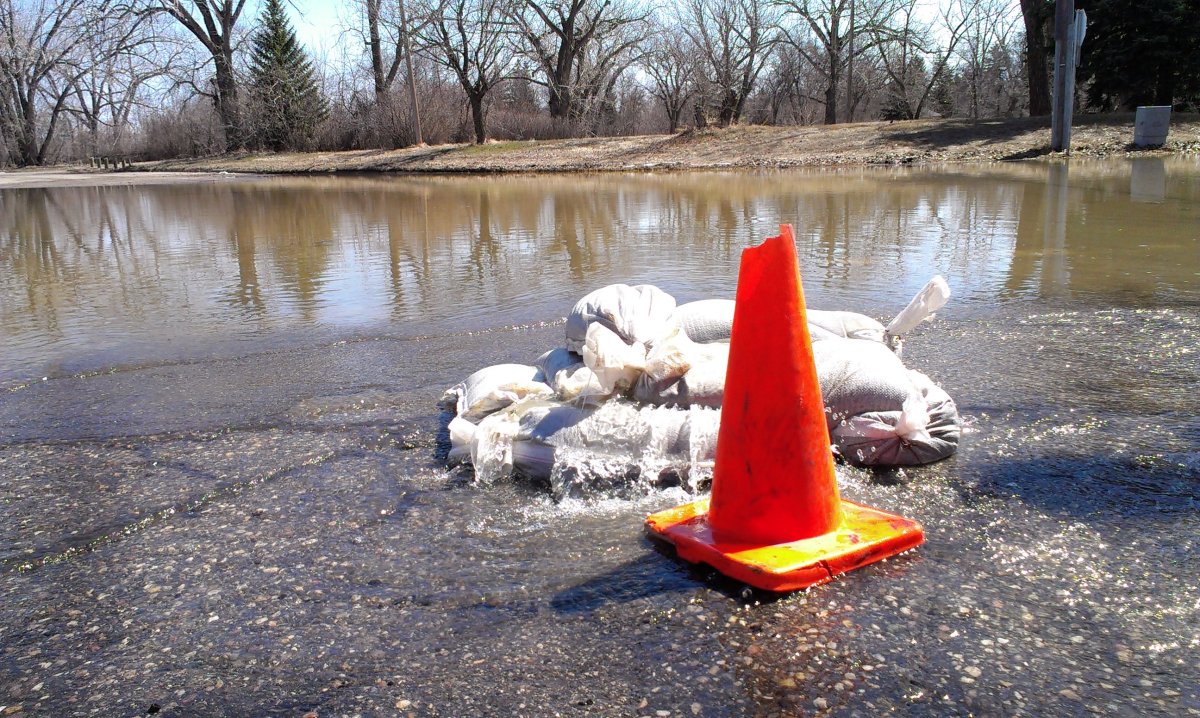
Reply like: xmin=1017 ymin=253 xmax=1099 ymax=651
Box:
xmin=131 ymin=113 xmax=1200 ymax=175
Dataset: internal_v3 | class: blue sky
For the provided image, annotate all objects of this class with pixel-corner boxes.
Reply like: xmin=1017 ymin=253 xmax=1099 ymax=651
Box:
xmin=288 ymin=0 xmax=345 ymax=55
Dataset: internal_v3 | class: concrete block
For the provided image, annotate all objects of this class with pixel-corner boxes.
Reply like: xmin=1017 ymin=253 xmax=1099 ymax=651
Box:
xmin=1134 ymin=106 xmax=1171 ymax=147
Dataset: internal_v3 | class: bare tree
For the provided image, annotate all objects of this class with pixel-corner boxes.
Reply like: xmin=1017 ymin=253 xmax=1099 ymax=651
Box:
xmin=641 ymin=24 xmax=696 ymax=133
xmin=776 ymin=0 xmax=899 ymax=124
xmin=684 ymin=0 xmax=778 ymax=126
xmin=139 ymin=0 xmax=251 ymax=150
xmin=509 ymin=0 xmax=644 ymax=122
xmin=362 ymin=0 xmax=405 ymax=97
xmin=0 ymin=0 xmax=136 ymax=166
xmin=874 ymin=0 xmax=972 ymax=120
xmin=568 ymin=9 xmax=644 ymax=132
xmin=958 ymin=0 xmax=1019 ymax=120
xmin=69 ymin=10 xmax=178 ymax=155
xmin=421 ymin=0 xmax=517 ymax=143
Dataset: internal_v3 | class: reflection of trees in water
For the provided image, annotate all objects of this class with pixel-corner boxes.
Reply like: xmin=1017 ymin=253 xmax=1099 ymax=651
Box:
xmin=0 ymin=172 xmax=1032 ymax=340
xmin=5 ymin=166 xmax=1194 ymax=361
xmin=226 ymin=187 xmax=337 ymax=320
xmin=0 ymin=186 xmax=164 ymax=337
xmin=1003 ymin=159 xmax=1196 ymax=302
xmin=230 ymin=225 xmax=264 ymax=316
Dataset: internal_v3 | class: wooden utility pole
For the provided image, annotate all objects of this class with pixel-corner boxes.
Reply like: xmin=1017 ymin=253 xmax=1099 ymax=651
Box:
xmin=398 ymin=0 xmax=424 ymax=145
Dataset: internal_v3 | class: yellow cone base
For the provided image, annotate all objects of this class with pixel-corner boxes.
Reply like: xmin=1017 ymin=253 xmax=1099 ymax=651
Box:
xmin=645 ymin=497 xmax=925 ymax=593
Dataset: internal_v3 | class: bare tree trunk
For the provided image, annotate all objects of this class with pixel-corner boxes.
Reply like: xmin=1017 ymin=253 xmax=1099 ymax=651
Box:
xmin=397 ymin=0 xmax=422 ymax=144
xmin=845 ymin=0 xmax=855 ymax=123
xmin=214 ymin=51 xmax=242 ymax=150
xmin=469 ymin=94 xmax=486 ymax=143
xmin=367 ymin=0 xmax=387 ymax=97
xmin=512 ymin=0 xmax=644 ymax=124
xmin=19 ymin=99 xmax=39 ymax=167
xmin=148 ymin=0 xmax=251 ymax=151
xmin=1020 ymin=0 xmax=1051 ymax=116
xmin=548 ymin=81 xmax=572 ymax=119
xmin=824 ymin=48 xmax=840 ymax=125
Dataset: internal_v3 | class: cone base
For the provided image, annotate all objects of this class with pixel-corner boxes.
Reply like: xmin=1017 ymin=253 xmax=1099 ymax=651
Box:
xmin=645 ymin=497 xmax=925 ymax=593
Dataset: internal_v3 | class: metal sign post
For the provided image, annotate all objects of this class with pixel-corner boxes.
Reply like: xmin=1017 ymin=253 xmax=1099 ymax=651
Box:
xmin=1051 ymin=2 xmax=1087 ymax=153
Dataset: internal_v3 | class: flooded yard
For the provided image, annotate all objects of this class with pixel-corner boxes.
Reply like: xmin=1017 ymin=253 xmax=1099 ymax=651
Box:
xmin=1 ymin=160 xmax=1198 ymax=716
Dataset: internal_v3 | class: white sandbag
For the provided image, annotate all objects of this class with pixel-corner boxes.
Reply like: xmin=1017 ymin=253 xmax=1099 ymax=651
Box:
xmin=506 ymin=400 xmax=720 ymax=493
xmin=531 ymin=348 xmax=614 ymax=404
xmin=582 ymin=323 xmax=647 ymax=396
xmin=642 ymin=327 xmax=698 ymax=386
xmin=807 ymin=310 xmax=887 ymax=343
xmin=469 ymin=409 xmax=521 ymax=484
xmin=446 ymin=416 xmax=477 ymax=465
xmin=633 ymin=341 xmax=729 ymax=408
xmin=439 ymin=363 xmax=555 ymax=422
xmin=555 ymin=365 xmax=613 ymax=404
xmin=565 ymin=284 xmax=677 ymax=353
xmin=674 ymin=299 xmax=735 ymax=343
xmin=674 ymin=299 xmax=885 ymax=345
xmin=830 ymin=369 xmax=960 ymax=466
xmin=813 ymin=339 xmax=926 ymax=428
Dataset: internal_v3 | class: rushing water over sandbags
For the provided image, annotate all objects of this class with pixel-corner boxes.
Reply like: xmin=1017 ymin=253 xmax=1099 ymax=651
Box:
xmin=441 ymin=279 xmax=959 ymax=489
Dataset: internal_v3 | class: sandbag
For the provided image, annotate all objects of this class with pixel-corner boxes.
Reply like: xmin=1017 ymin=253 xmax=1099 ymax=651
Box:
xmin=635 ymin=335 xmax=920 ymax=419
xmin=674 ymin=299 xmax=735 ymax=343
xmin=439 ymin=363 xmax=554 ymax=422
xmin=450 ymin=398 xmax=721 ymax=491
xmin=534 ymin=348 xmax=582 ymax=390
xmin=808 ymin=310 xmax=886 ymax=343
xmin=830 ymin=370 xmax=960 ymax=466
xmin=514 ymin=400 xmax=721 ymax=496
xmin=565 ymin=284 xmax=677 ymax=353
xmin=813 ymin=339 xmax=924 ymax=425
xmin=673 ymin=299 xmax=885 ymax=345
xmin=885 ymin=276 xmax=951 ymax=343
xmin=448 ymin=410 xmax=520 ymax=483
xmin=633 ymin=341 xmax=729 ymax=408
xmin=582 ymin=323 xmax=647 ymax=395
xmin=632 ymin=336 xmax=959 ymax=466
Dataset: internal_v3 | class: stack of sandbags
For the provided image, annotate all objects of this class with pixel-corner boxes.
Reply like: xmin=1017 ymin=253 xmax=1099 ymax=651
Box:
xmin=441 ymin=278 xmax=959 ymax=486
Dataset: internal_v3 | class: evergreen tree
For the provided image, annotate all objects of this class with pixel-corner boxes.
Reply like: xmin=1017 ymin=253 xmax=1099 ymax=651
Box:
xmin=1080 ymin=0 xmax=1200 ymax=111
xmin=931 ymin=70 xmax=956 ymax=119
xmin=248 ymin=0 xmax=328 ymax=151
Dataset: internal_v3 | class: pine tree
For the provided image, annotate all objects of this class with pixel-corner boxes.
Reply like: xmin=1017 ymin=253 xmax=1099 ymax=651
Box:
xmin=248 ymin=0 xmax=328 ymax=151
xmin=931 ymin=71 xmax=956 ymax=119
xmin=1080 ymin=0 xmax=1200 ymax=111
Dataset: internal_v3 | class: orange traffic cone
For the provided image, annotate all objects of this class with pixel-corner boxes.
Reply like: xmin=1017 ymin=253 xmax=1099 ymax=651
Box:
xmin=645 ymin=225 xmax=924 ymax=592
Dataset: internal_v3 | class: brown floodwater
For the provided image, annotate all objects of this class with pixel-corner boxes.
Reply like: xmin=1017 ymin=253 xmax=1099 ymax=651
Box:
xmin=2 ymin=159 xmax=1197 ymax=384
xmin=0 ymin=160 xmax=1197 ymax=717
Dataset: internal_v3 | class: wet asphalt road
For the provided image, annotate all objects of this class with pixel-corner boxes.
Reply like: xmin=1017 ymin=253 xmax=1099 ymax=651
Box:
xmin=1 ymin=302 xmax=1198 ymax=718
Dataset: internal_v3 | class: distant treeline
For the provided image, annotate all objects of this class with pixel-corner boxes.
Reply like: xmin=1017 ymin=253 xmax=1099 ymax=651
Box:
xmin=1 ymin=0 xmax=1198 ymax=167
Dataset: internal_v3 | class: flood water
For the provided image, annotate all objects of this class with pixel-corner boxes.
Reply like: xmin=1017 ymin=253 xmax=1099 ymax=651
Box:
xmin=1 ymin=160 xmax=1198 ymax=716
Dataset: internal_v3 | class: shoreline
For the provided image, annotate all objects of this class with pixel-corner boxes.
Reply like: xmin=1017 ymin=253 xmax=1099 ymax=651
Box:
xmin=4 ymin=114 xmax=1198 ymax=183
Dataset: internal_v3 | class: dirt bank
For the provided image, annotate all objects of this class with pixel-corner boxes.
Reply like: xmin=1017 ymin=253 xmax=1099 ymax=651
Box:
xmin=130 ymin=114 xmax=1200 ymax=175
